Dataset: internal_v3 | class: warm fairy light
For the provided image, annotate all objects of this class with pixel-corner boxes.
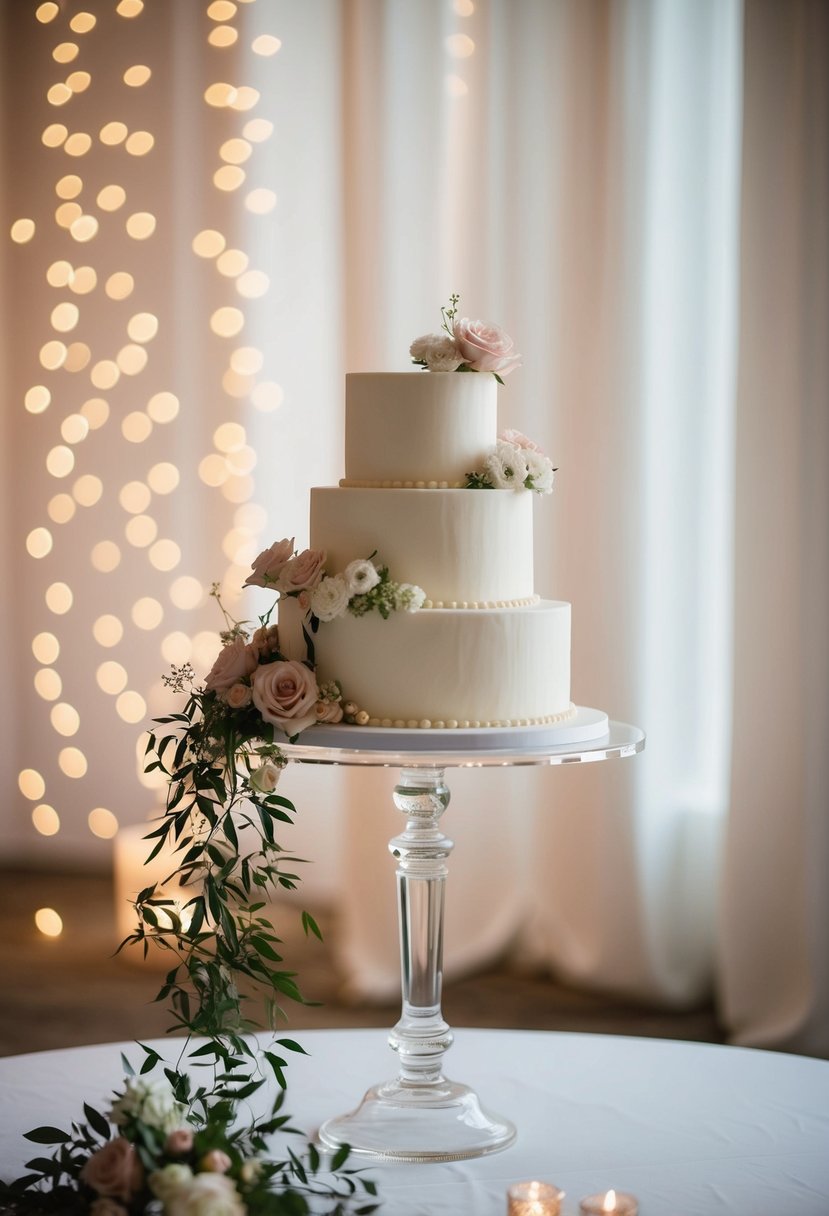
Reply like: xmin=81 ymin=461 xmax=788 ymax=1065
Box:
xmin=235 ymin=502 xmax=267 ymax=532
xmin=243 ymin=118 xmax=273 ymax=143
xmin=59 ymin=747 xmax=88 ymax=778
xmin=69 ymin=266 xmax=97 ymax=293
xmin=209 ymin=26 xmax=238 ymax=48
xmin=53 ymin=43 xmax=80 ymax=64
xmin=236 ymin=269 xmax=269 ymax=298
xmin=35 ymin=668 xmax=63 ymax=700
xmin=51 ymin=302 xmax=80 ymax=332
xmin=126 ymin=211 xmax=156 ymax=239
xmin=116 ymin=691 xmax=147 ymax=723
xmin=454 ymin=0 xmax=475 ymax=12
xmin=88 ymin=807 xmax=119 ymax=839
xmin=207 ymin=0 xmax=238 ymax=20
xmin=119 ymin=481 xmax=152 ymax=514
xmin=149 ymin=539 xmax=182 ymax=571
xmin=33 ymin=632 xmax=60 ymax=664
xmin=64 ymin=132 xmax=93 ymax=157
xmin=122 ymin=412 xmax=153 ymax=443
xmin=116 ymin=0 xmax=144 ymax=16
xmin=222 ymin=369 xmax=253 ymax=398
xmin=93 ymin=615 xmax=124 ymax=647
xmin=51 ymin=702 xmax=81 ymax=737
xmin=199 ymin=454 xmax=228 ymax=487
xmin=127 ymin=312 xmax=159 ymax=343
xmin=48 ymin=493 xmax=76 ymax=523
xmin=125 ymin=130 xmax=154 ymax=156
xmin=46 ymin=445 xmax=75 ymax=478
xmin=98 ymin=184 xmax=127 ymax=211
xmin=66 ymin=71 xmax=92 ymax=94
xmin=73 ymin=473 xmax=103 ymax=506
xmin=25 ymin=385 xmax=51 ymax=414
xmin=204 ymin=82 xmax=237 ymax=108
xmin=146 ymin=391 xmax=179 ymax=422
xmin=61 ymin=414 xmax=89 ymax=445
xmin=47 ymin=83 xmax=73 ymax=106
xmin=36 ymin=2 xmax=60 ymax=22
xmin=216 ymin=248 xmax=248 ymax=277
xmin=251 ymin=34 xmax=281 ymax=56
xmin=445 ymin=33 xmax=475 ymax=57
xmin=192 ymin=228 xmax=226 ymax=258
xmin=446 ymin=75 xmax=469 ymax=97
xmin=147 ymin=462 xmax=179 ymax=493
xmin=91 ymin=541 xmax=122 ymax=573
xmin=40 ymin=340 xmax=68 ymax=370
xmin=125 ymin=514 xmax=158 ymax=546
xmin=170 ymin=576 xmax=204 ymax=610
xmin=11 ymin=218 xmax=36 ymax=243
xmin=90 ymin=359 xmax=120 ymax=389
xmin=210 ymin=306 xmax=244 ymax=337
xmin=213 ymin=165 xmax=245 ymax=191
xmin=35 ymin=908 xmax=64 ymax=938
xmin=116 ymin=344 xmax=149 ymax=375
xmin=19 ymin=769 xmax=46 ymax=800
xmin=56 ymin=202 xmax=83 ymax=229
xmin=244 ymin=187 xmax=276 ymax=214
xmin=26 ymin=528 xmax=53 ymax=559
xmin=64 ymin=343 xmax=92 ymax=371
xmin=230 ymin=346 xmax=263 ymax=375
xmin=220 ymin=474 xmax=253 ymax=504
xmin=603 ymin=1192 xmax=617 ymax=1212
xmin=56 ymin=175 xmax=83 ymax=199
xmin=42 ymin=123 xmax=69 ymax=148
xmin=225 ymin=446 xmax=256 ymax=476
xmin=105 ymin=271 xmax=134 ymax=299
xmin=132 ymin=597 xmax=163 ymax=629
xmin=252 ymin=381 xmax=284 ymax=411
xmin=70 ymin=12 xmax=97 ymax=33
xmin=32 ymin=805 xmax=60 ymax=835
xmin=97 ymin=661 xmax=128 ymax=695
xmin=214 ymin=421 xmax=246 ymax=452
xmin=47 ymin=260 xmax=73 ymax=287
xmin=161 ymin=631 xmax=193 ymax=663
xmin=124 ymin=64 xmax=152 ymax=86
xmin=228 ymin=86 xmax=259 ymax=111
xmin=70 ymin=214 xmax=99 ymax=242
xmin=79 ymin=399 xmax=108 ymax=430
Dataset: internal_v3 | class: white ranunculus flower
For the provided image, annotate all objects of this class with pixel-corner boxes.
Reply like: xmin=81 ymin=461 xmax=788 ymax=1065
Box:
xmin=484 ymin=440 xmax=529 ymax=490
xmin=310 ymin=574 xmax=350 ymax=622
xmin=343 ymin=558 xmax=381 ymax=595
xmin=409 ymin=332 xmax=464 ymax=372
xmin=524 ymin=449 xmax=555 ymax=494
xmin=110 ymin=1077 xmax=186 ymax=1135
xmin=149 ymin=1163 xmax=194 ymax=1203
xmin=165 ymin=1172 xmax=245 ymax=1216
xmin=396 ymin=583 xmax=426 ymax=612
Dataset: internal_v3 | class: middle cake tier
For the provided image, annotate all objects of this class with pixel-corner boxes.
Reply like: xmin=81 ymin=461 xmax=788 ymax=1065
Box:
xmin=310 ymin=486 xmax=534 ymax=605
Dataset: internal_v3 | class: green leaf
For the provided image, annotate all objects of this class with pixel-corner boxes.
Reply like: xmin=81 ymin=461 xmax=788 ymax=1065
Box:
xmin=330 ymin=1143 xmax=351 ymax=1170
xmin=275 ymin=1037 xmax=310 ymax=1055
xmin=301 ymin=910 xmax=323 ymax=940
xmin=83 ymin=1104 xmax=111 ymax=1141
xmin=22 ymin=1126 xmax=70 ymax=1144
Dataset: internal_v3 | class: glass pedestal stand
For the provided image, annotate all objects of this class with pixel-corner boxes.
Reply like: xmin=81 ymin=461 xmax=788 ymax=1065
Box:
xmin=283 ymin=717 xmax=645 ymax=1163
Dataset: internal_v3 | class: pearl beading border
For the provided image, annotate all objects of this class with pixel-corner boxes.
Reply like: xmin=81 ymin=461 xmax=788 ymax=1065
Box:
xmin=421 ymin=594 xmax=540 ymax=610
xmin=339 ymin=478 xmax=465 ymax=489
xmin=358 ymin=702 xmax=577 ymax=731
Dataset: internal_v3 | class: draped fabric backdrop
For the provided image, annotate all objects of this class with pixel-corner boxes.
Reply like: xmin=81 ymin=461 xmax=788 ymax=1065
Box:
xmin=1 ymin=0 xmax=826 ymax=1057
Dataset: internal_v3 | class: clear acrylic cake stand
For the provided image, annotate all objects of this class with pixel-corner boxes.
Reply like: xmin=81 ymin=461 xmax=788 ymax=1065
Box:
xmin=281 ymin=715 xmax=645 ymax=1163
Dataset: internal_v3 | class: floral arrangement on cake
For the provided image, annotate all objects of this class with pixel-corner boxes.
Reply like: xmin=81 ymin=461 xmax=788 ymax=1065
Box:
xmin=0 ymin=543 xmax=411 ymax=1215
xmin=466 ymin=429 xmax=556 ymax=495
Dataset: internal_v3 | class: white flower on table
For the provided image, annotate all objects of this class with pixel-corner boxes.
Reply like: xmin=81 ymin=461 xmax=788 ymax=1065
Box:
xmin=344 ymin=558 xmax=381 ymax=595
xmin=310 ymin=573 xmax=350 ymax=621
xmin=409 ymin=333 xmax=465 ymax=372
xmin=109 ymin=1076 xmax=186 ymax=1135
xmin=484 ymin=439 xmax=529 ymax=490
xmin=524 ymin=448 xmax=556 ymax=494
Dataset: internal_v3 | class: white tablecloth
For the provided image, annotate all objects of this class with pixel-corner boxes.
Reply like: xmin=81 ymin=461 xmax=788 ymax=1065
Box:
xmin=1 ymin=1028 xmax=828 ymax=1215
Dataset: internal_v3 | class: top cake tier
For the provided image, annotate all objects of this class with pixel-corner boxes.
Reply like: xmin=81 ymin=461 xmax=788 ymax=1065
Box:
xmin=343 ymin=372 xmax=496 ymax=486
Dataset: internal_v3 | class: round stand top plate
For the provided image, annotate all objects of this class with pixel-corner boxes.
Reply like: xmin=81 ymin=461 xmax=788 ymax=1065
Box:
xmin=279 ymin=706 xmax=645 ymax=768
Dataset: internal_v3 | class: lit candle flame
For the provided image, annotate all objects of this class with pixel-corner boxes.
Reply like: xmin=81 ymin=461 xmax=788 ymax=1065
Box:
xmin=603 ymin=1192 xmax=617 ymax=1213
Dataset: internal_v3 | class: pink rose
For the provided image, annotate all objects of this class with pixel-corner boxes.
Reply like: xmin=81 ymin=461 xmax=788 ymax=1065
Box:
xmin=204 ymin=638 xmax=257 ymax=695
xmin=200 ymin=1149 xmax=232 ymax=1174
xmin=252 ymin=660 xmax=319 ymax=736
xmin=90 ymin=1200 xmax=129 ymax=1216
xmin=315 ymin=699 xmax=344 ymax=724
xmin=165 ymin=1128 xmax=194 ymax=1156
xmin=244 ymin=538 xmax=295 ymax=589
xmin=249 ymin=624 xmax=280 ymax=661
xmin=499 ymin=428 xmax=538 ymax=451
xmin=80 ymin=1137 xmax=144 ymax=1201
xmin=277 ymin=548 xmax=327 ymax=593
xmin=224 ymin=681 xmax=252 ymax=709
xmin=453 ymin=317 xmax=521 ymax=376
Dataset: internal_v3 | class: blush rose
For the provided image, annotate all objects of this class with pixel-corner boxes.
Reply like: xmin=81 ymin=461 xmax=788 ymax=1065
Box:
xmin=244 ymin=538 xmax=294 ymax=589
xmin=204 ymin=638 xmax=258 ymax=695
xmin=453 ymin=317 xmax=521 ymax=376
xmin=80 ymin=1138 xmax=144 ymax=1202
xmin=277 ymin=548 xmax=327 ymax=593
xmin=252 ymin=660 xmax=319 ymax=736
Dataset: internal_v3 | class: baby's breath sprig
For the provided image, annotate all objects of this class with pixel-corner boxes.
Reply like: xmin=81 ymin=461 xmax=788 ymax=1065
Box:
xmin=440 ymin=292 xmax=460 ymax=337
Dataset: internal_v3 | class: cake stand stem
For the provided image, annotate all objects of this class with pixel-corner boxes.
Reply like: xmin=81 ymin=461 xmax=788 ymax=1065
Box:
xmin=317 ymin=766 xmax=516 ymax=1162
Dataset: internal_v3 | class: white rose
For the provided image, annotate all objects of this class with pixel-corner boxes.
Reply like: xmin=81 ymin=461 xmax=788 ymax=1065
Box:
xmin=410 ymin=332 xmax=464 ymax=372
xmin=165 ymin=1172 xmax=245 ymax=1216
xmin=310 ymin=574 xmax=350 ymax=622
xmin=110 ymin=1077 xmax=185 ymax=1135
xmin=484 ymin=440 xmax=529 ymax=490
xmin=250 ymin=760 xmax=281 ymax=793
xmin=396 ymin=583 xmax=426 ymax=612
xmin=315 ymin=699 xmax=344 ymax=723
xmin=149 ymin=1164 xmax=194 ymax=1203
xmin=524 ymin=449 xmax=555 ymax=494
xmin=343 ymin=558 xmax=381 ymax=595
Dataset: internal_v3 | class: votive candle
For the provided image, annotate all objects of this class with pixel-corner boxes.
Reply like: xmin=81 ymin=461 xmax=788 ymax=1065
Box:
xmin=579 ymin=1190 xmax=639 ymax=1216
xmin=507 ymin=1180 xmax=564 ymax=1216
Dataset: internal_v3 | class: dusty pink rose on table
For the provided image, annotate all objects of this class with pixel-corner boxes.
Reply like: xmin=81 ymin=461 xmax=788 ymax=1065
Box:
xmin=204 ymin=638 xmax=257 ymax=695
xmin=200 ymin=1149 xmax=232 ymax=1174
xmin=315 ymin=699 xmax=344 ymax=723
xmin=252 ymin=659 xmax=319 ymax=736
xmin=244 ymin=537 xmax=295 ymax=589
xmin=80 ymin=1137 xmax=144 ymax=1201
xmin=277 ymin=548 xmax=327 ymax=593
xmin=453 ymin=317 xmax=521 ymax=376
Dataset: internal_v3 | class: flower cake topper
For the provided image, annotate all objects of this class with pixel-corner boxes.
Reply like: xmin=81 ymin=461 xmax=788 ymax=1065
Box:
xmin=410 ymin=293 xmax=521 ymax=382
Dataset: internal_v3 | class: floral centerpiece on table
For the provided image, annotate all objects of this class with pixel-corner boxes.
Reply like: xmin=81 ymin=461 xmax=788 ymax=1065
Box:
xmin=0 ymin=543 xmax=399 ymax=1215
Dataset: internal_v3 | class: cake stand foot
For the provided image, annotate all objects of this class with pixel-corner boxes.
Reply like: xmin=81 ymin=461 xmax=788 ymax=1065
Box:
xmin=318 ymin=767 xmax=515 ymax=1162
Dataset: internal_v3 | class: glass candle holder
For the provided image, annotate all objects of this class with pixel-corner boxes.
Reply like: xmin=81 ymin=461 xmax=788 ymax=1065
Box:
xmin=507 ymin=1180 xmax=565 ymax=1216
xmin=579 ymin=1191 xmax=639 ymax=1216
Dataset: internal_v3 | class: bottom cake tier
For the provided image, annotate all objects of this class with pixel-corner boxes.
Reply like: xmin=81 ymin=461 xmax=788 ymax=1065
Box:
xmin=311 ymin=599 xmax=571 ymax=727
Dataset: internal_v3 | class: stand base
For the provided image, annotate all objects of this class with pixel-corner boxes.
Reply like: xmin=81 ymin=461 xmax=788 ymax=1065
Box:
xmin=317 ymin=1075 xmax=517 ymax=1163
